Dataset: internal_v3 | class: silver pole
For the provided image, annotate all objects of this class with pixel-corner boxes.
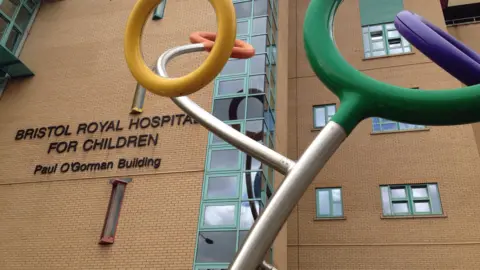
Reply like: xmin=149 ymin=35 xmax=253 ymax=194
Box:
xmin=157 ymin=44 xmax=296 ymax=175
xmin=229 ymin=121 xmax=347 ymax=269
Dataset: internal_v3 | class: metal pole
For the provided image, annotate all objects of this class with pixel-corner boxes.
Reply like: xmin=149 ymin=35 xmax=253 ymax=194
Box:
xmin=229 ymin=121 xmax=347 ymax=269
xmin=157 ymin=44 xmax=296 ymax=175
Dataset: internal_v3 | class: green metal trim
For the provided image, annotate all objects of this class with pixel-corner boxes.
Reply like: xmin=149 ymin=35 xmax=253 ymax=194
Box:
xmin=312 ymin=104 xmax=336 ymax=129
xmin=381 ymin=184 xmax=443 ymax=216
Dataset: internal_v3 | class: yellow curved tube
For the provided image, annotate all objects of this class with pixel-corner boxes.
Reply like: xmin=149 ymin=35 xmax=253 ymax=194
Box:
xmin=124 ymin=0 xmax=236 ymax=97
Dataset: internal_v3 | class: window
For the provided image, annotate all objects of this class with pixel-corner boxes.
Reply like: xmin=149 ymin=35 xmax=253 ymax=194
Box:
xmin=195 ymin=1 xmax=278 ymax=268
xmin=372 ymin=118 xmax=426 ymax=132
xmin=315 ymin=187 xmax=343 ymax=218
xmin=99 ymin=178 xmax=132 ymax=245
xmin=380 ymin=184 xmax=443 ymax=216
xmin=313 ymin=104 xmax=336 ymax=128
xmin=362 ymin=23 xmax=411 ymax=58
xmin=0 ymin=0 xmax=40 ymax=95
xmin=152 ymin=1 xmax=166 ymax=20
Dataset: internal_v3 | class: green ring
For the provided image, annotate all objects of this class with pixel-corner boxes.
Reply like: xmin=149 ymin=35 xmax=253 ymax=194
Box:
xmin=304 ymin=0 xmax=480 ymax=134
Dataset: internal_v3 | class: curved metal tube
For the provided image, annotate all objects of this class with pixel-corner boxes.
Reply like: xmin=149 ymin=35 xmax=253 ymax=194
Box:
xmin=157 ymin=44 xmax=296 ymax=175
xmin=156 ymin=44 xmax=280 ymax=270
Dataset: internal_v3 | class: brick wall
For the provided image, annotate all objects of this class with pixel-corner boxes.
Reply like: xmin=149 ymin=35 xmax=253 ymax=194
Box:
xmin=288 ymin=0 xmax=480 ymax=269
xmin=0 ymin=0 xmax=218 ymax=269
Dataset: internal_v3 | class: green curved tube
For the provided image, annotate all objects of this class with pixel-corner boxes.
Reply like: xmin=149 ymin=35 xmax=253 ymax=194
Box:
xmin=303 ymin=0 xmax=480 ymax=134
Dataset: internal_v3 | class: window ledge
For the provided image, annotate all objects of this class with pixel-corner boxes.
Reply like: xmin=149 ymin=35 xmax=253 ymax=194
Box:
xmin=371 ymin=128 xmax=430 ymax=135
xmin=381 ymin=214 xmax=447 ymax=219
xmin=363 ymin=52 xmax=415 ymax=61
xmin=314 ymin=217 xmax=346 ymax=221
xmin=311 ymin=128 xmax=325 ymax=132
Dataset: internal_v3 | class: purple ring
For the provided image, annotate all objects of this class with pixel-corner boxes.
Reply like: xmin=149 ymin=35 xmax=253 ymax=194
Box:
xmin=394 ymin=11 xmax=480 ymax=86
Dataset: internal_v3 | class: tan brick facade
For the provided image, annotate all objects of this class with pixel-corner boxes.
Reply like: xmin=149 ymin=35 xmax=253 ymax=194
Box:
xmin=288 ymin=0 xmax=480 ymax=269
xmin=0 ymin=0 xmax=479 ymax=269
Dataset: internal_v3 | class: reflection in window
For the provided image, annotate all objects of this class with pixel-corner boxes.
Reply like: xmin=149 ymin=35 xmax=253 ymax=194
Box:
xmin=246 ymin=120 xmax=264 ymax=142
xmin=206 ymin=175 xmax=239 ymax=199
xmin=250 ymin=54 xmax=267 ymax=74
xmin=213 ymin=98 xmax=246 ymax=121
xmin=237 ymin=20 xmax=249 ymax=36
xmin=1 ymin=0 xmax=20 ymax=18
xmin=240 ymin=200 xmax=262 ymax=229
xmin=246 ymin=95 xmax=266 ymax=119
xmin=252 ymin=16 xmax=268 ymax=34
xmin=234 ymin=1 xmax=252 ymax=18
xmin=218 ymin=79 xmax=245 ymax=96
xmin=242 ymin=172 xmax=263 ymax=200
xmin=254 ymin=0 xmax=268 ymax=16
xmin=196 ymin=231 xmax=237 ymax=263
xmin=362 ymin=23 xmax=411 ymax=58
xmin=243 ymin=154 xmax=262 ymax=171
xmin=249 ymin=75 xmax=268 ymax=93
xmin=372 ymin=117 xmax=426 ymax=132
xmin=380 ymin=184 xmax=443 ymax=216
xmin=203 ymin=204 xmax=236 ymax=227
xmin=220 ymin=59 xmax=246 ymax=76
xmin=251 ymin=35 xmax=267 ymax=54
xmin=315 ymin=187 xmax=343 ymax=218
xmin=211 ymin=123 xmax=241 ymax=145
xmin=209 ymin=149 xmax=239 ymax=170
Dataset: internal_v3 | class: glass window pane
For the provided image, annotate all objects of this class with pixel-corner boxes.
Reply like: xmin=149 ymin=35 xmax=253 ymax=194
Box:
xmin=220 ymin=59 xmax=246 ymax=76
xmin=252 ymin=17 xmax=267 ymax=34
xmin=243 ymin=154 xmax=262 ymax=171
xmin=26 ymin=0 xmax=36 ymax=10
xmin=414 ymin=201 xmax=431 ymax=213
xmin=240 ymin=201 xmax=261 ymax=229
xmin=249 ymin=75 xmax=267 ymax=93
xmin=213 ymin=98 xmax=246 ymax=121
xmin=254 ymin=0 xmax=268 ymax=16
xmin=381 ymin=122 xmax=397 ymax=131
xmin=372 ymin=50 xmax=386 ymax=57
xmin=246 ymin=95 xmax=265 ymax=119
xmin=237 ymin=21 xmax=249 ymax=35
xmin=412 ymin=186 xmax=428 ymax=198
xmin=242 ymin=172 xmax=263 ymax=200
xmin=212 ymin=123 xmax=241 ymax=144
xmin=238 ymin=230 xmax=249 ymax=249
xmin=209 ymin=149 xmax=239 ymax=170
xmin=251 ymin=35 xmax=267 ymax=54
xmin=404 ymin=46 xmax=411 ymax=53
xmin=332 ymin=189 xmax=341 ymax=202
xmin=246 ymin=120 xmax=264 ymax=142
xmin=203 ymin=205 xmax=236 ymax=227
xmin=391 ymin=187 xmax=406 ymax=199
xmin=206 ymin=175 xmax=239 ymax=199
xmin=5 ymin=27 xmax=21 ymax=52
xmin=327 ymin=105 xmax=336 ymax=117
xmin=314 ymin=107 xmax=326 ymax=127
xmin=392 ymin=202 xmax=409 ymax=214
xmin=372 ymin=41 xmax=384 ymax=50
xmin=1 ymin=0 xmax=20 ymax=18
xmin=234 ymin=1 xmax=252 ymax=18
xmin=196 ymin=231 xmax=236 ymax=263
xmin=389 ymin=48 xmax=404 ymax=55
xmin=250 ymin=54 xmax=266 ymax=74
xmin=363 ymin=33 xmax=371 ymax=52
xmin=333 ymin=202 xmax=343 ymax=216
xmin=317 ymin=190 xmax=331 ymax=215
xmin=15 ymin=6 xmax=31 ymax=31
xmin=386 ymin=23 xmax=395 ymax=30
xmin=428 ymin=184 xmax=443 ymax=214
xmin=369 ymin=25 xmax=382 ymax=32
xmin=218 ymin=79 xmax=244 ymax=96
xmin=388 ymin=30 xmax=400 ymax=39
xmin=0 ymin=16 xmax=8 ymax=36
xmin=380 ymin=186 xmax=392 ymax=215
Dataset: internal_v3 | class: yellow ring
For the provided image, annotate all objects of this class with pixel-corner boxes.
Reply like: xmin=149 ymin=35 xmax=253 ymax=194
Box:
xmin=124 ymin=0 xmax=236 ymax=97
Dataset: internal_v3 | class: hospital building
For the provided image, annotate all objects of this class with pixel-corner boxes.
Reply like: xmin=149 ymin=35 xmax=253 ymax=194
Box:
xmin=1 ymin=0 xmax=480 ymax=269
